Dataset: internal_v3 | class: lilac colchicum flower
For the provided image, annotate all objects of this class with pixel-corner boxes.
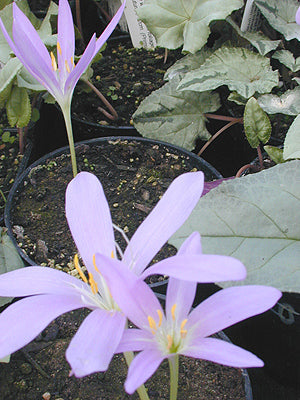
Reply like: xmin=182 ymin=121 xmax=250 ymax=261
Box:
xmin=296 ymin=6 xmax=300 ymax=25
xmin=65 ymin=171 xmax=247 ymax=283
xmin=97 ymin=253 xmax=282 ymax=397
xmin=0 ymin=0 xmax=126 ymax=176
xmin=0 ymin=171 xmax=247 ymax=379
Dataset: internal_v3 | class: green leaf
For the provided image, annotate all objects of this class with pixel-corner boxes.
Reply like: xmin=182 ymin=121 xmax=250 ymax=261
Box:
xmin=178 ymin=46 xmax=279 ymax=99
xmin=0 ymin=57 xmax=22 ymax=102
xmin=257 ymin=87 xmax=300 ymax=116
xmin=17 ymin=67 xmax=46 ymax=92
xmin=244 ymin=97 xmax=271 ymax=148
xmin=0 ymin=355 xmax=10 ymax=363
xmin=255 ymin=0 xmax=300 ymax=41
xmin=31 ymin=107 xmax=40 ymax=123
xmin=272 ymin=50 xmax=300 ymax=72
xmin=226 ymin=17 xmax=281 ymax=55
xmin=137 ymin=0 xmax=243 ymax=53
xmin=264 ymin=145 xmax=284 ymax=164
xmin=0 ymin=227 xmax=24 ymax=307
xmin=133 ymin=75 xmax=220 ymax=150
xmin=6 ymin=86 xmax=31 ymax=128
xmin=283 ymin=114 xmax=300 ymax=160
xmin=227 ymin=91 xmax=247 ymax=105
xmin=169 ymin=161 xmax=300 ymax=292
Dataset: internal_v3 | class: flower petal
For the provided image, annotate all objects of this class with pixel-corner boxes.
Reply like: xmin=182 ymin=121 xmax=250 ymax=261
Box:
xmin=65 ymin=172 xmax=115 ymax=271
xmin=65 ymin=34 xmax=96 ymax=99
xmin=95 ymin=254 xmax=163 ymax=330
xmin=116 ymin=328 xmax=153 ymax=353
xmin=188 ymin=286 xmax=282 ymax=337
xmin=93 ymin=0 xmax=126 ymax=56
xmin=57 ymin=0 xmax=75 ymax=79
xmin=141 ymin=254 xmax=246 ymax=282
xmin=166 ymin=232 xmax=201 ymax=322
xmin=0 ymin=266 xmax=88 ymax=297
xmin=0 ymin=294 xmax=84 ymax=358
xmin=66 ymin=309 xmax=126 ymax=377
xmin=183 ymin=337 xmax=264 ymax=368
xmin=9 ymin=3 xmax=61 ymax=99
xmin=125 ymin=349 xmax=164 ymax=394
xmin=123 ymin=171 xmax=204 ymax=275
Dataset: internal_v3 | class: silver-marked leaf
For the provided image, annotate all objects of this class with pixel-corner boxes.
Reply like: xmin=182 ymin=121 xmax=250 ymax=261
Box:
xmin=164 ymin=48 xmax=212 ymax=81
xmin=137 ymin=0 xmax=243 ymax=53
xmin=255 ymin=0 xmax=300 ymax=41
xmin=273 ymin=50 xmax=300 ymax=72
xmin=227 ymin=17 xmax=280 ymax=55
xmin=170 ymin=161 xmax=300 ymax=293
xmin=0 ymin=57 xmax=22 ymax=104
xmin=17 ymin=67 xmax=46 ymax=92
xmin=133 ymin=75 xmax=220 ymax=150
xmin=283 ymin=115 xmax=300 ymax=160
xmin=264 ymin=145 xmax=285 ymax=164
xmin=0 ymin=227 xmax=24 ymax=307
xmin=228 ymin=91 xmax=247 ymax=105
xmin=6 ymin=86 xmax=31 ymax=128
xmin=244 ymin=97 xmax=271 ymax=148
xmin=257 ymin=87 xmax=300 ymax=116
xmin=178 ymin=46 xmax=279 ymax=99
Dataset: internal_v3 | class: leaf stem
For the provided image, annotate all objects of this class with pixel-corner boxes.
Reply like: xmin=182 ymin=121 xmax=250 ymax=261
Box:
xmin=123 ymin=351 xmax=150 ymax=400
xmin=84 ymin=79 xmax=118 ymax=120
xmin=169 ymin=355 xmax=179 ymax=400
xmin=198 ymin=120 xmax=238 ymax=156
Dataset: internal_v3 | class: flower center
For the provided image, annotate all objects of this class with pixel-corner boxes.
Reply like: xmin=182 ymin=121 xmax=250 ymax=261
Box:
xmin=147 ymin=303 xmax=188 ymax=354
xmin=50 ymin=41 xmax=75 ymax=74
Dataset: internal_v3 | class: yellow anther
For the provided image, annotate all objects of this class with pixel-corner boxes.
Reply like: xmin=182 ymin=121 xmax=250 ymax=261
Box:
xmin=57 ymin=41 xmax=62 ymax=56
xmin=92 ymin=254 xmax=101 ymax=274
xmin=71 ymin=56 xmax=75 ymax=67
xmin=167 ymin=334 xmax=173 ymax=350
xmin=180 ymin=319 xmax=188 ymax=338
xmin=50 ymin=51 xmax=57 ymax=71
xmin=148 ymin=316 xmax=157 ymax=334
xmin=111 ymin=250 xmax=115 ymax=259
xmin=157 ymin=309 xmax=163 ymax=327
xmin=74 ymin=254 xmax=87 ymax=283
xmin=171 ymin=304 xmax=177 ymax=321
xmin=88 ymin=272 xmax=98 ymax=294
xmin=65 ymin=59 xmax=70 ymax=73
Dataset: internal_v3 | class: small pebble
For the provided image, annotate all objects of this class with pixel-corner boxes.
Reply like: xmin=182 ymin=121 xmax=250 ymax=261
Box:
xmin=42 ymin=392 xmax=51 ymax=400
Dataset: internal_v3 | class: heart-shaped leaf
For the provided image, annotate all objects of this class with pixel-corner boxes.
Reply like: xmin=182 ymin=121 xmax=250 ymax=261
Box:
xmin=178 ymin=46 xmax=279 ymax=98
xmin=244 ymin=97 xmax=271 ymax=148
xmin=255 ymin=0 xmax=300 ymax=41
xmin=283 ymin=114 xmax=300 ymax=160
xmin=6 ymin=86 xmax=31 ymax=128
xmin=257 ymin=87 xmax=300 ymax=116
xmin=170 ymin=160 xmax=300 ymax=292
xmin=133 ymin=75 xmax=220 ymax=150
xmin=137 ymin=0 xmax=243 ymax=53
xmin=273 ymin=50 xmax=300 ymax=72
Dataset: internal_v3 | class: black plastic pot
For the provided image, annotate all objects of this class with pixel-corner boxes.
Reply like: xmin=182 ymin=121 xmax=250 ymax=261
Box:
xmin=5 ymin=136 xmax=222 ymax=294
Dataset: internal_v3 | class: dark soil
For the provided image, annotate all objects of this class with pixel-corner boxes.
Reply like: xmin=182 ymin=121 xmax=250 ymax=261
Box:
xmin=9 ymin=138 xmax=218 ymax=279
xmin=71 ymin=41 xmax=183 ymax=127
xmin=0 ymin=309 xmax=248 ymax=400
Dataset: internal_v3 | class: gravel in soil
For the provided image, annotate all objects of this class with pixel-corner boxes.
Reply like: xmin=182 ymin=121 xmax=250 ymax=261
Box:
xmin=9 ymin=139 xmax=217 ymax=283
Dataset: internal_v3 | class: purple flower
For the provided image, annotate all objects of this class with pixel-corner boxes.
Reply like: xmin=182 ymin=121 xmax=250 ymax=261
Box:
xmin=96 ymin=250 xmax=282 ymax=395
xmin=66 ymin=171 xmax=246 ymax=282
xmin=0 ymin=0 xmax=125 ymax=111
xmin=296 ymin=6 xmax=300 ymax=25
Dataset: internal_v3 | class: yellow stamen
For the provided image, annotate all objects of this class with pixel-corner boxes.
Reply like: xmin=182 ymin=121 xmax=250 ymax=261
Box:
xmin=57 ymin=41 xmax=62 ymax=56
xmin=171 ymin=304 xmax=177 ymax=321
xmin=167 ymin=334 xmax=173 ymax=350
xmin=74 ymin=254 xmax=87 ymax=283
xmin=148 ymin=316 xmax=157 ymax=334
xmin=111 ymin=250 xmax=115 ymax=259
xmin=180 ymin=319 xmax=188 ymax=338
xmin=71 ymin=56 xmax=75 ymax=67
xmin=92 ymin=254 xmax=101 ymax=274
xmin=50 ymin=51 xmax=57 ymax=71
xmin=88 ymin=272 xmax=98 ymax=294
xmin=65 ymin=60 xmax=70 ymax=73
xmin=157 ymin=310 xmax=163 ymax=327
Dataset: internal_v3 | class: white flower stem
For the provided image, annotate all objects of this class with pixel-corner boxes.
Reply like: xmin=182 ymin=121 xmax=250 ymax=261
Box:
xmin=169 ymin=355 xmax=179 ymax=400
xmin=61 ymin=105 xmax=78 ymax=177
xmin=123 ymin=351 xmax=150 ymax=400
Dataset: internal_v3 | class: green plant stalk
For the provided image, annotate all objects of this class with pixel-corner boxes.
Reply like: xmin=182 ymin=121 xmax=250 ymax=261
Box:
xmin=0 ymin=189 xmax=7 ymax=204
xmin=61 ymin=105 xmax=78 ymax=177
xmin=123 ymin=351 xmax=150 ymax=400
xmin=169 ymin=355 xmax=179 ymax=400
